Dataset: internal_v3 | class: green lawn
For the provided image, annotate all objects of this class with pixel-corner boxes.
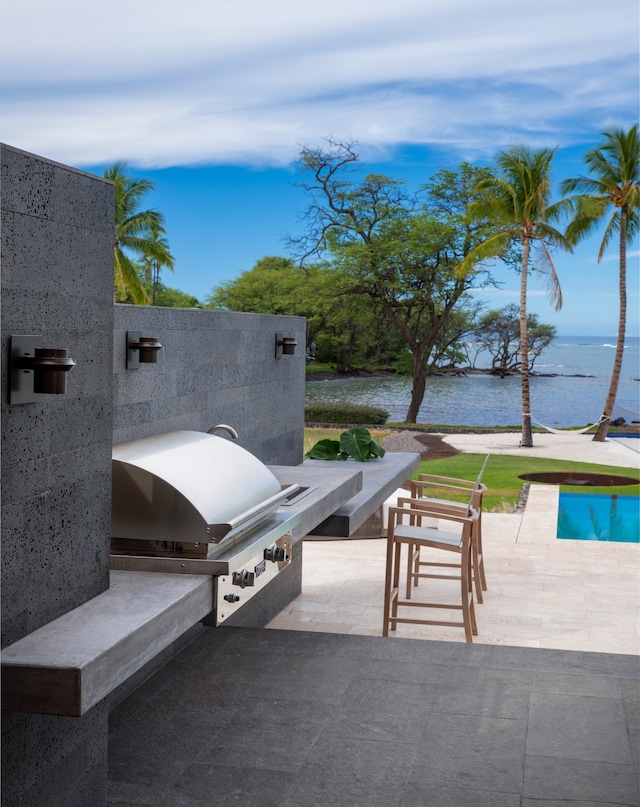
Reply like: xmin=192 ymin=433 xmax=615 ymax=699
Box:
xmin=411 ymin=454 xmax=640 ymax=512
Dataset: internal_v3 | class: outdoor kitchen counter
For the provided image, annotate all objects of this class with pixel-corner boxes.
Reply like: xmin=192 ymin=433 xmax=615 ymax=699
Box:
xmin=1 ymin=571 xmax=213 ymax=717
xmin=269 ymin=462 xmax=362 ymax=542
xmin=270 ymin=451 xmax=419 ymax=540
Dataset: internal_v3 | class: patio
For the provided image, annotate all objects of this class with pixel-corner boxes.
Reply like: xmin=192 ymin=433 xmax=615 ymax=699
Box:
xmin=268 ymin=484 xmax=640 ymax=654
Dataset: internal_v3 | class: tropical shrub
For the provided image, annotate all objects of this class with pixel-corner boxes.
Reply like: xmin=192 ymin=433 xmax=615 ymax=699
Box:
xmin=305 ymin=427 xmax=386 ymax=461
xmin=304 ymin=402 xmax=389 ymax=425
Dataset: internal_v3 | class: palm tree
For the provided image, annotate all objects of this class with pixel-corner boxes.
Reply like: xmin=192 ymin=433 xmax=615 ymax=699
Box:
xmin=561 ymin=126 xmax=639 ymax=442
xmin=105 ymin=162 xmax=175 ymax=304
xmin=460 ymin=145 xmax=571 ymax=447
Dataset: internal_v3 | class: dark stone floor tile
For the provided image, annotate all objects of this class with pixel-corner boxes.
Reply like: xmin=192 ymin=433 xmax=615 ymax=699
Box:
xmin=491 ymin=645 xmax=640 ymax=679
xmin=399 ymin=783 xmax=520 ymax=807
xmin=523 ymin=754 xmax=639 ymax=804
xmin=531 ymin=669 xmax=623 ymax=698
xmin=108 ymin=716 xmax=220 ymax=788
xmin=621 ymin=677 xmax=640 ymax=730
xmin=157 ymin=666 xmax=267 ymax=707
xmin=522 ymin=801 xmax=636 ymax=807
xmin=321 ymin=676 xmax=437 ymax=742
xmin=218 ymin=626 xmax=339 ymax=657
xmin=106 ymin=779 xmax=197 ymax=806
xmin=333 ymin=633 xmax=493 ymax=665
xmin=353 ymin=657 xmax=450 ymax=685
xmin=527 ymin=691 xmax=632 ymax=764
xmin=172 ymin=763 xmax=294 ymax=807
xmin=280 ymin=736 xmax=415 ymax=807
xmin=255 ymin=652 xmax=359 ymax=705
xmin=433 ymin=666 xmax=530 ymax=719
xmin=195 ymin=696 xmax=331 ymax=772
xmin=413 ymin=712 xmax=527 ymax=794
xmin=630 ymin=728 xmax=639 ymax=768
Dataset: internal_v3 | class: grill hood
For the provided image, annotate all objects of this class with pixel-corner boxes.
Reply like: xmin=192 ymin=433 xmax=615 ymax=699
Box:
xmin=112 ymin=430 xmax=297 ymax=544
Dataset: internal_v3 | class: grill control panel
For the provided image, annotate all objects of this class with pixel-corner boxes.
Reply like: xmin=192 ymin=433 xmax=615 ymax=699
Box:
xmin=215 ymin=533 xmax=292 ymax=625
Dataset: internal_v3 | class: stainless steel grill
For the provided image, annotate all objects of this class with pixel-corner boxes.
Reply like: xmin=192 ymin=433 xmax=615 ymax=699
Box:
xmin=110 ymin=430 xmax=301 ymax=624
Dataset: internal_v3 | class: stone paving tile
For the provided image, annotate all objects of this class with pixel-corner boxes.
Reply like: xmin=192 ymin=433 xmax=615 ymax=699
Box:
xmin=400 ymin=783 xmax=520 ymax=807
xmin=526 ymin=691 xmax=633 ymax=764
xmin=280 ymin=735 xmax=416 ymax=807
xmin=194 ymin=696 xmax=331 ymax=772
xmin=522 ymin=755 xmax=639 ymax=804
xmin=172 ymin=764 xmax=294 ymax=807
xmin=319 ymin=675 xmax=438 ymax=742
xmin=432 ymin=666 xmax=531 ymax=719
xmin=413 ymin=712 xmax=528 ymax=794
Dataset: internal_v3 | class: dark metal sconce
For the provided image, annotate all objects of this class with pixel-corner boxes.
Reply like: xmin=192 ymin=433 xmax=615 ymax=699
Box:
xmin=275 ymin=334 xmax=297 ymax=359
xmin=10 ymin=335 xmax=76 ymax=404
xmin=126 ymin=332 xmax=163 ymax=369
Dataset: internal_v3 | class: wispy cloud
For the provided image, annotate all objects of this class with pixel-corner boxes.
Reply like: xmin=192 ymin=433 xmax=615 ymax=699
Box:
xmin=2 ymin=0 xmax=637 ymax=167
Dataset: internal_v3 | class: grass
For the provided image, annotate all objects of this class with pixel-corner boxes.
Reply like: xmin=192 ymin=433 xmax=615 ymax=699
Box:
xmin=305 ymin=362 xmax=335 ymax=374
xmin=411 ymin=454 xmax=640 ymax=512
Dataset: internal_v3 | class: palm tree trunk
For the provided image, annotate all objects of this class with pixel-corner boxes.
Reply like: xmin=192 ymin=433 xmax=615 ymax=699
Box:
xmin=520 ymin=238 xmax=533 ymax=447
xmin=593 ymin=209 xmax=628 ymax=442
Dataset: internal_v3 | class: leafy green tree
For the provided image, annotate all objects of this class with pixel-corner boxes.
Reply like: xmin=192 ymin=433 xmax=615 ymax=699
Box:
xmin=206 ymin=256 xmax=402 ymax=372
xmin=475 ymin=304 xmax=556 ymax=377
xmin=290 ymin=141 xmax=497 ymax=422
xmin=561 ymin=126 xmax=639 ymax=442
xmin=461 ymin=146 xmax=570 ymax=446
xmin=105 ymin=163 xmax=174 ymax=304
xmin=148 ymin=284 xmax=202 ymax=308
xmin=206 ymin=256 xmax=304 ymax=314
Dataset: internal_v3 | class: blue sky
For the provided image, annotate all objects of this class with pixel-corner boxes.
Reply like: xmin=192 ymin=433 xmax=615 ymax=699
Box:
xmin=3 ymin=0 xmax=639 ymax=336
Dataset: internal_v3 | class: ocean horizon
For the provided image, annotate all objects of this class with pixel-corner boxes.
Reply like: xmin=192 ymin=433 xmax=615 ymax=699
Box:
xmin=305 ymin=335 xmax=640 ymax=428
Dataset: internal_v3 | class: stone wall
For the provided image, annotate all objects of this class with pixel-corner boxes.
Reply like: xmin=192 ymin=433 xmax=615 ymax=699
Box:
xmin=113 ymin=305 xmax=305 ymax=464
xmin=1 ymin=144 xmax=114 ymax=805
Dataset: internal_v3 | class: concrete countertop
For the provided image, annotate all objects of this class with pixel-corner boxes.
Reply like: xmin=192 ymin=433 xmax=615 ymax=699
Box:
xmin=305 ymin=452 xmax=420 ymax=537
xmin=270 ymin=452 xmax=420 ymax=539
xmin=1 ymin=572 xmax=213 ymax=717
xmin=269 ymin=463 xmax=363 ymax=542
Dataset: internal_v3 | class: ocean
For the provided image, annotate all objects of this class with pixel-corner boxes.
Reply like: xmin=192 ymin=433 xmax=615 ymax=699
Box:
xmin=305 ymin=336 xmax=640 ymax=428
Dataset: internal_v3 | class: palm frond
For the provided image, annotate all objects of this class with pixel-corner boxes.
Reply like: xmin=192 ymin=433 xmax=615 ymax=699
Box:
xmin=114 ymin=248 xmax=150 ymax=304
xmin=533 ymin=242 xmax=563 ymax=311
xmin=105 ymin=162 xmax=174 ymax=303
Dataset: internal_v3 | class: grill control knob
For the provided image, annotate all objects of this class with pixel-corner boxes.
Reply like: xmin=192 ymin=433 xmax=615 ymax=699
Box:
xmin=232 ymin=569 xmax=255 ymax=588
xmin=223 ymin=594 xmax=240 ymax=603
xmin=264 ymin=545 xmax=288 ymax=563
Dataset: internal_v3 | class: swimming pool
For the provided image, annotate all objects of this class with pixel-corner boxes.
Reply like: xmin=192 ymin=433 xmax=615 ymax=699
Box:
xmin=557 ymin=493 xmax=639 ymax=543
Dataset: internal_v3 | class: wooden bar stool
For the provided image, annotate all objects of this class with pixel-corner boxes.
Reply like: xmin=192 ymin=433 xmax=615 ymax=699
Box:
xmin=409 ymin=472 xmax=488 ymax=602
xmin=382 ymin=499 xmax=479 ymax=643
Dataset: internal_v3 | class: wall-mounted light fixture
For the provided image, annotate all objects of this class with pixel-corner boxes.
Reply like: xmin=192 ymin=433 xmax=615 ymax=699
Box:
xmin=275 ymin=333 xmax=297 ymax=359
xmin=10 ymin=335 xmax=76 ymax=404
xmin=126 ymin=332 xmax=163 ymax=369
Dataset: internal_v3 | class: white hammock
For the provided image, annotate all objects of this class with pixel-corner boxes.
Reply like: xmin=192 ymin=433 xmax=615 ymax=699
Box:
xmin=531 ymin=414 xmax=607 ymax=435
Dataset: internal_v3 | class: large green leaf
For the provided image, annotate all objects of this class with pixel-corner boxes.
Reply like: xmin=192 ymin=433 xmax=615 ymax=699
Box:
xmin=339 ymin=427 xmax=386 ymax=462
xmin=305 ymin=439 xmax=346 ymax=460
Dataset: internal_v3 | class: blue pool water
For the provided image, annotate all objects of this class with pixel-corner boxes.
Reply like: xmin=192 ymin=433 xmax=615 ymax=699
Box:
xmin=557 ymin=493 xmax=640 ymax=543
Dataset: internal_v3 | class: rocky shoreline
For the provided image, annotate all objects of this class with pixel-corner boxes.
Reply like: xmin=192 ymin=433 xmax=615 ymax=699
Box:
xmin=306 ymin=367 xmax=597 ymax=382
